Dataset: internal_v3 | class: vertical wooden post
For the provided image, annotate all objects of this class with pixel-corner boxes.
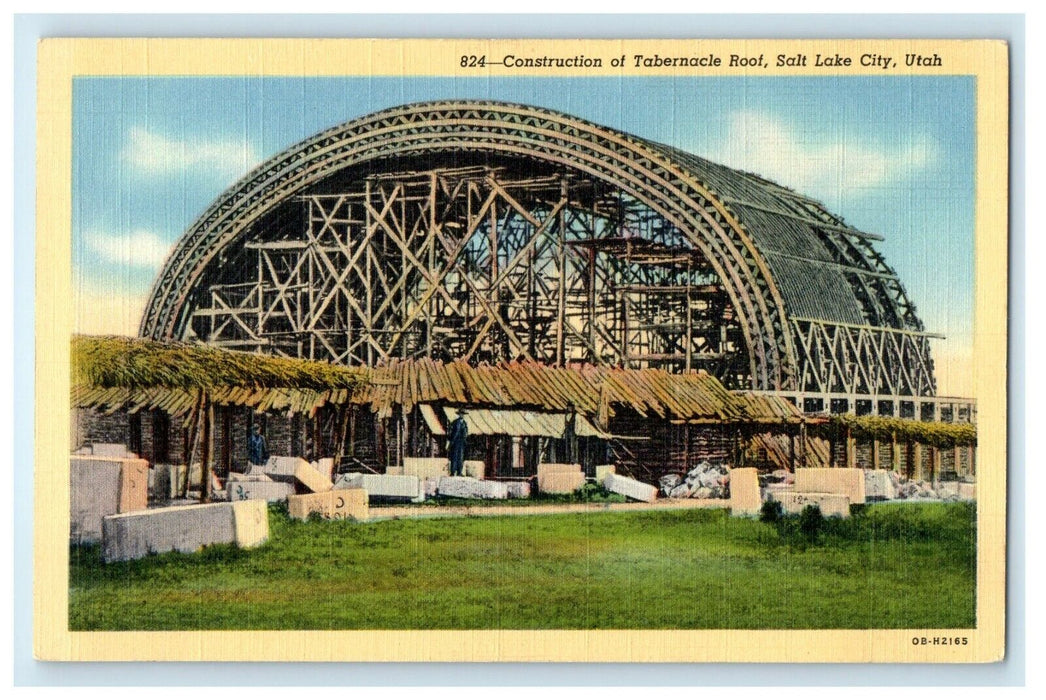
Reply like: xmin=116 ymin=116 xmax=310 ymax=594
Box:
xmin=872 ymin=437 xmax=880 ymax=470
xmin=845 ymin=426 xmax=856 ymax=469
xmin=913 ymin=442 xmax=923 ymax=481
xmin=200 ymin=396 xmax=213 ymax=503
xmin=555 ymin=177 xmax=568 ymax=366
xmin=954 ymin=445 xmax=962 ymax=477
xmin=799 ymin=421 xmax=808 ymax=469
xmin=932 ymin=446 xmax=942 ymax=485
xmin=891 ymin=432 xmax=900 ymax=472
xmin=789 ymin=427 xmax=796 ymax=472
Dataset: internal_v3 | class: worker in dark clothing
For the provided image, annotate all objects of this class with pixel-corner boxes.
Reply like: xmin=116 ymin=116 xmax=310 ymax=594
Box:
xmin=448 ymin=410 xmax=469 ymax=476
xmin=247 ymin=424 xmax=269 ymax=467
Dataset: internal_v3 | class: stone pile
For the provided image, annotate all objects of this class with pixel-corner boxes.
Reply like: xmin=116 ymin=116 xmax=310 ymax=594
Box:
xmin=659 ymin=461 xmax=730 ymax=499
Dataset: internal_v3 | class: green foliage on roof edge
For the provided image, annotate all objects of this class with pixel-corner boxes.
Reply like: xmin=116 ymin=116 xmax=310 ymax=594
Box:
xmin=71 ymin=335 xmax=367 ymax=391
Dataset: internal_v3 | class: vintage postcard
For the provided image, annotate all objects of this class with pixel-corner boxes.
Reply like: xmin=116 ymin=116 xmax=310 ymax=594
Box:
xmin=34 ymin=38 xmax=1008 ymax=663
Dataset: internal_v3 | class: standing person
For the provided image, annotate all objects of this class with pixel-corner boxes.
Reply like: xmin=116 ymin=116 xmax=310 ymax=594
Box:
xmin=447 ymin=410 xmax=469 ymax=476
xmin=247 ymin=424 xmax=269 ymax=467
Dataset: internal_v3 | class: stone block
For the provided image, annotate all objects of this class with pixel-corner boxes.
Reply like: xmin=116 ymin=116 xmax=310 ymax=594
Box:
xmin=506 ymin=480 xmax=532 ymax=499
xmin=729 ymin=467 xmax=761 ymax=517
xmin=403 ymin=457 xmax=450 ymax=479
xmin=70 ymin=456 xmax=150 ymax=544
xmin=227 ymin=471 xmax=273 ymax=482
xmin=603 ymin=473 xmax=658 ymax=503
xmin=226 ymin=480 xmax=295 ymax=503
xmin=92 ymin=443 xmax=133 ymax=458
xmin=463 ymin=460 xmax=486 ymax=479
xmin=229 ymin=499 xmax=269 ymax=548
xmin=794 ymin=468 xmax=866 ymax=504
xmin=385 ymin=466 xmax=405 ymax=476
xmin=102 ymin=502 xmax=238 ymax=563
xmin=70 ymin=457 xmax=120 ymax=544
xmin=263 ymin=456 xmax=332 ymax=493
xmin=423 ymin=477 xmax=440 ymax=497
xmin=312 ymin=458 xmax=335 ymax=483
xmin=959 ymin=482 xmax=976 ymax=501
xmin=595 ymin=464 xmax=616 ymax=481
xmin=437 ymin=476 xmax=510 ymax=500
xmin=863 ymin=470 xmax=897 ymax=501
xmin=537 ymin=463 xmax=582 ymax=478
xmin=772 ymin=491 xmax=851 ymax=518
xmin=335 ymin=473 xmax=423 ymax=500
xmin=287 ymin=490 xmax=369 ymax=521
xmin=538 ymin=470 xmax=585 ymax=494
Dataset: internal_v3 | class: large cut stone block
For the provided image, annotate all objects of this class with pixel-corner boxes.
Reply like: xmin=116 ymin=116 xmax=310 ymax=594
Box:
xmin=595 ymin=464 xmax=616 ymax=482
xmin=335 ymin=473 xmax=423 ymax=500
xmin=227 ymin=471 xmax=274 ymax=482
xmin=287 ymin=490 xmax=368 ymax=521
xmin=772 ymin=491 xmax=851 ymax=518
xmin=437 ymin=476 xmax=510 ymax=500
xmin=226 ymin=480 xmax=294 ymax=503
xmin=70 ymin=456 xmax=150 ymax=544
xmin=229 ymin=499 xmax=270 ymax=548
xmin=959 ymin=482 xmax=976 ymax=501
xmin=603 ymin=473 xmax=658 ymax=503
xmin=385 ymin=466 xmax=405 ymax=476
xmin=538 ymin=470 xmax=585 ymax=494
xmin=538 ymin=463 xmax=582 ymax=478
xmin=311 ymin=458 xmax=335 ymax=483
xmin=92 ymin=443 xmax=134 ymax=458
xmin=794 ymin=468 xmax=866 ymax=504
xmin=463 ymin=460 xmax=485 ymax=479
xmin=101 ymin=501 xmax=268 ymax=563
xmin=263 ymin=456 xmax=332 ymax=493
xmin=403 ymin=457 xmax=450 ymax=479
xmin=863 ymin=470 xmax=897 ymax=501
xmin=729 ymin=468 xmax=761 ymax=516
xmin=506 ymin=480 xmax=532 ymax=499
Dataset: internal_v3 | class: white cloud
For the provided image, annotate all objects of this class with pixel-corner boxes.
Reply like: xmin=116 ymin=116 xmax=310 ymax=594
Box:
xmin=73 ymin=278 xmax=149 ymax=337
xmin=706 ymin=110 xmax=938 ymax=198
xmin=84 ymin=229 xmax=174 ymax=269
xmin=124 ymin=126 xmax=259 ymax=177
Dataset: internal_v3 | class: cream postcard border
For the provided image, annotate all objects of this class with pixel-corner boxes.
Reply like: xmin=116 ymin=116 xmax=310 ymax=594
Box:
xmin=34 ymin=38 xmax=1008 ymax=663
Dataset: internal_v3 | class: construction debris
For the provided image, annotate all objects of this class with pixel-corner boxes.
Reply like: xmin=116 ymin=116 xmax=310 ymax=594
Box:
xmin=602 ymin=473 xmax=657 ymax=503
xmin=659 ymin=461 xmax=730 ymax=499
xmin=101 ymin=499 xmax=268 ymax=563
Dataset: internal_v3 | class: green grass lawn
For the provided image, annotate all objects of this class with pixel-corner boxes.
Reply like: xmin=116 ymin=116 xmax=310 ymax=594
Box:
xmin=69 ymin=502 xmax=975 ymax=630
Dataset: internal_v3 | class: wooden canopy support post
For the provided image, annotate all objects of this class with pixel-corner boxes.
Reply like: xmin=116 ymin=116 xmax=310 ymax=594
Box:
xmin=788 ymin=425 xmax=796 ymax=472
xmin=199 ymin=395 xmax=213 ymax=503
xmin=845 ymin=425 xmax=856 ymax=469
xmin=182 ymin=390 xmax=205 ymax=497
xmin=872 ymin=436 xmax=881 ymax=470
xmin=799 ymin=421 xmax=808 ymax=469
xmin=891 ymin=432 xmax=900 ymax=472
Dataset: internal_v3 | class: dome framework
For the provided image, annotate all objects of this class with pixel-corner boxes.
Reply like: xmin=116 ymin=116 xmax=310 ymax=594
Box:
xmin=141 ymin=101 xmax=940 ymax=416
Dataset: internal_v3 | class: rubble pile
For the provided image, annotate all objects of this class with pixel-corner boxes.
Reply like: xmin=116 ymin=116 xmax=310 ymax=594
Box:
xmin=659 ymin=461 xmax=730 ymax=499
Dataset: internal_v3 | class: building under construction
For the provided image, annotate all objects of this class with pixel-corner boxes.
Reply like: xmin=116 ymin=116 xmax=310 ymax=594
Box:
xmin=77 ymin=101 xmax=976 ymax=484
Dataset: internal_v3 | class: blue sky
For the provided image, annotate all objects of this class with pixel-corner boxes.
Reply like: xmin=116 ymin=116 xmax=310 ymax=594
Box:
xmin=72 ymin=75 xmax=975 ymax=394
